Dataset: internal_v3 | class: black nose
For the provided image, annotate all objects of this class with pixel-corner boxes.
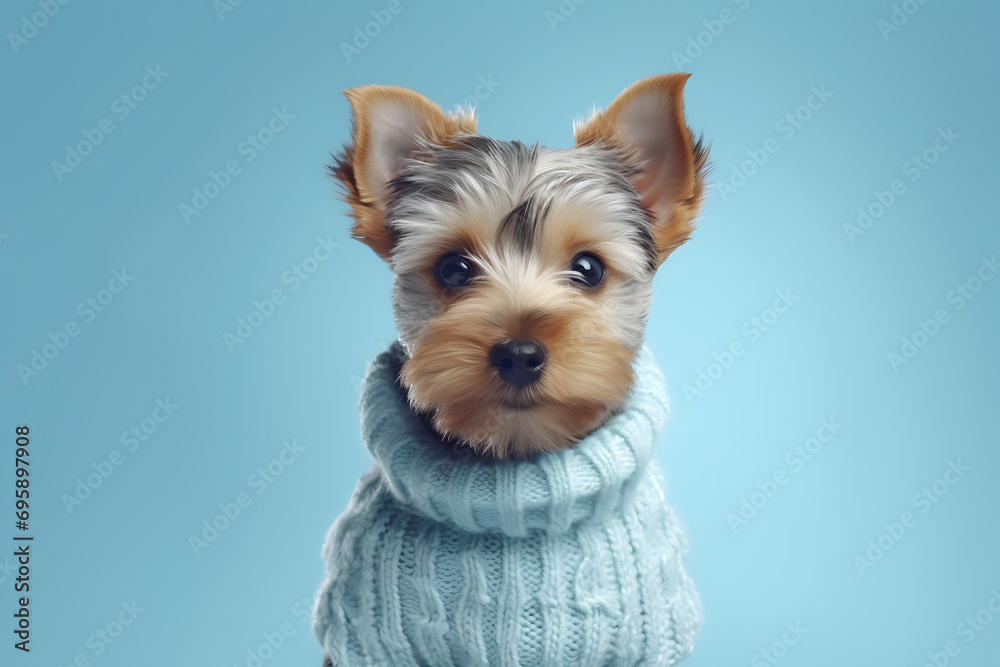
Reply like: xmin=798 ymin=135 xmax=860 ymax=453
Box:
xmin=490 ymin=340 xmax=546 ymax=387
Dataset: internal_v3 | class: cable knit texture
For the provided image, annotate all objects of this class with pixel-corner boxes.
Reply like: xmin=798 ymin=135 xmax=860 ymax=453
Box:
xmin=313 ymin=342 xmax=700 ymax=666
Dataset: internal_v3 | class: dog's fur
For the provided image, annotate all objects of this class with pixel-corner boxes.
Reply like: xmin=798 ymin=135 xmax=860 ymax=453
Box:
xmin=331 ymin=74 xmax=708 ymax=460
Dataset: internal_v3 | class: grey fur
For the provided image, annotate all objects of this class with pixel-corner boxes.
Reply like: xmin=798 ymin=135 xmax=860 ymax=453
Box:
xmin=385 ymin=135 xmax=658 ymax=357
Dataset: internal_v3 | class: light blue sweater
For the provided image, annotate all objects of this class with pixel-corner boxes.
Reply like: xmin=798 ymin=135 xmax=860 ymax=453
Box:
xmin=313 ymin=342 xmax=700 ymax=666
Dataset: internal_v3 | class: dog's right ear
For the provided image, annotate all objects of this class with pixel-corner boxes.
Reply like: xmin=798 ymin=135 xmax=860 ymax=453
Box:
xmin=574 ymin=74 xmax=708 ymax=266
xmin=331 ymin=85 xmax=477 ymax=261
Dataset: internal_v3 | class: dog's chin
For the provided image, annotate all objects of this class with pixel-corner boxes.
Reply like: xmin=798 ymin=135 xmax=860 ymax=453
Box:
xmin=498 ymin=395 xmax=541 ymax=411
xmin=412 ymin=393 xmax=617 ymax=460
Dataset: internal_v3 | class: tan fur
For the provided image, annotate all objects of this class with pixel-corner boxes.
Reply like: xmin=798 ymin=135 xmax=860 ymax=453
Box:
xmin=394 ymin=186 xmax=644 ymax=458
xmin=332 ymin=85 xmax=477 ymax=261
xmin=333 ymin=76 xmax=708 ymax=458
xmin=534 ymin=195 xmax=648 ymax=285
xmin=574 ymin=73 xmax=709 ymax=265
xmin=399 ymin=280 xmax=634 ymax=458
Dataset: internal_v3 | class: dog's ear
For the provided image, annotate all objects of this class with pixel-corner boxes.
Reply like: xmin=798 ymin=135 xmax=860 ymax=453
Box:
xmin=332 ymin=85 xmax=477 ymax=261
xmin=574 ymin=73 xmax=708 ymax=266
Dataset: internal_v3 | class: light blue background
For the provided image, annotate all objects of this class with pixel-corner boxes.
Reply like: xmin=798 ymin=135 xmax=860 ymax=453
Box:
xmin=2 ymin=0 xmax=998 ymax=665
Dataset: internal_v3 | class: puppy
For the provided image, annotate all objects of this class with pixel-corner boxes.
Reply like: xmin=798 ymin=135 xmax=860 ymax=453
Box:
xmin=333 ymin=73 xmax=707 ymax=459
xmin=315 ymin=74 xmax=708 ymax=666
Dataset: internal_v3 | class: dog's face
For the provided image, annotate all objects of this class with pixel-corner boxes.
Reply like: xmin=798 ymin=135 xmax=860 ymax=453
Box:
xmin=333 ymin=75 xmax=708 ymax=458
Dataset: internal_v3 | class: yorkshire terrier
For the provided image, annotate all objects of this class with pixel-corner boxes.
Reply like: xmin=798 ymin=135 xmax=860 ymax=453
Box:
xmin=332 ymin=73 xmax=708 ymax=460
xmin=317 ymin=73 xmax=708 ymax=666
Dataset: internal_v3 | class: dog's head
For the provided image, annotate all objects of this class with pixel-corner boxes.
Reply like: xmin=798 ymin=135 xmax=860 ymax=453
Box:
xmin=332 ymin=74 xmax=708 ymax=458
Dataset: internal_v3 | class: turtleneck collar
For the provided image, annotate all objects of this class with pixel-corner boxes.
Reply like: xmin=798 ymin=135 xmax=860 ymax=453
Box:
xmin=358 ymin=342 xmax=670 ymax=537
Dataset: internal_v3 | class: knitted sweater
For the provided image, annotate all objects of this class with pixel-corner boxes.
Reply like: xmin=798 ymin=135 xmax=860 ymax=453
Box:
xmin=312 ymin=342 xmax=700 ymax=666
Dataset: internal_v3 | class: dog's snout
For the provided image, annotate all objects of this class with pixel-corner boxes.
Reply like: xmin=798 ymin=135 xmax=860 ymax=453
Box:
xmin=490 ymin=339 xmax=546 ymax=387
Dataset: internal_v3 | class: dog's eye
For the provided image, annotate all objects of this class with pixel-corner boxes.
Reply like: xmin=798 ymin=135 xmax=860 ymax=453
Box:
xmin=569 ymin=254 xmax=605 ymax=288
xmin=435 ymin=252 xmax=474 ymax=289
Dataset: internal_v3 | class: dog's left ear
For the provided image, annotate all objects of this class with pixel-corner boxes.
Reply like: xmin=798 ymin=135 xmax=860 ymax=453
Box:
xmin=574 ymin=73 xmax=708 ymax=266
xmin=332 ymin=85 xmax=477 ymax=261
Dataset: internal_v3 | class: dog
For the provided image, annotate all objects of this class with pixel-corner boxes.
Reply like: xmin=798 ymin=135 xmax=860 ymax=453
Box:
xmin=315 ymin=73 xmax=708 ymax=666
xmin=332 ymin=73 xmax=707 ymax=459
